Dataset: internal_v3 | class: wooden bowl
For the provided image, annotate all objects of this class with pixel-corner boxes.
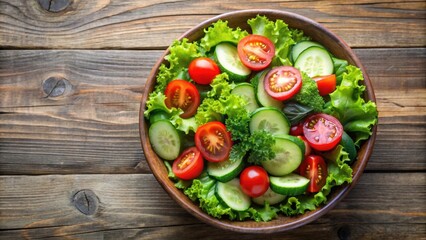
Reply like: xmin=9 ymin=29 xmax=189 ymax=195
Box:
xmin=139 ymin=9 xmax=377 ymax=233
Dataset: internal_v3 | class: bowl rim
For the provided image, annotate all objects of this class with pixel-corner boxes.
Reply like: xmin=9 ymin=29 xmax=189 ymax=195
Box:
xmin=139 ymin=9 xmax=377 ymax=233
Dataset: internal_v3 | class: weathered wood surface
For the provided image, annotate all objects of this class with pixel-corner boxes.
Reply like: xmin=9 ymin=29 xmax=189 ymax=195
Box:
xmin=0 ymin=0 xmax=425 ymax=49
xmin=0 ymin=173 xmax=424 ymax=239
xmin=1 ymin=0 xmax=425 ymax=239
xmin=1 ymin=48 xmax=425 ymax=174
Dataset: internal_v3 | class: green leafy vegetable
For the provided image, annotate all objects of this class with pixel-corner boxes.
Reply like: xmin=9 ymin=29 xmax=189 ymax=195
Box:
xmin=200 ymin=20 xmax=248 ymax=52
xmin=248 ymin=15 xmax=309 ymax=66
xmin=324 ymin=66 xmax=378 ymax=146
xmin=155 ymin=39 xmax=202 ymax=93
xmin=282 ymin=102 xmax=315 ymax=125
xmin=280 ymin=145 xmax=353 ymax=215
xmin=291 ymin=72 xmax=325 ymax=112
xmin=332 ymin=57 xmax=349 ymax=84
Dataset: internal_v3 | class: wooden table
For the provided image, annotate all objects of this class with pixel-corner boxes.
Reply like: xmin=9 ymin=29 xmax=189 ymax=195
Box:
xmin=1 ymin=1 xmax=425 ymax=239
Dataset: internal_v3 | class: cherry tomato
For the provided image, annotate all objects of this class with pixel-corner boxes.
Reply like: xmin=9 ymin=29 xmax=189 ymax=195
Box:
xmin=194 ymin=121 xmax=232 ymax=162
xmin=237 ymin=35 xmax=275 ymax=71
xmin=297 ymin=135 xmax=312 ymax=157
xmin=313 ymin=74 xmax=336 ymax=96
xmin=172 ymin=147 xmax=204 ymax=180
xmin=264 ymin=66 xmax=302 ymax=101
xmin=299 ymin=155 xmax=328 ymax=193
xmin=164 ymin=79 xmax=200 ymax=118
xmin=188 ymin=57 xmax=221 ymax=85
xmin=303 ymin=113 xmax=343 ymax=151
xmin=290 ymin=122 xmax=304 ymax=136
xmin=239 ymin=166 xmax=269 ymax=198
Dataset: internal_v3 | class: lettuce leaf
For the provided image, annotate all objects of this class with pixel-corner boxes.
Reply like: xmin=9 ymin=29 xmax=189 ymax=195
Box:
xmin=248 ymin=15 xmax=309 ymax=66
xmin=200 ymin=20 xmax=248 ymax=52
xmin=280 ymin=145 xmax=353 ymax=215
xmin=155 ymin=39 xmax=202 ymax=93
xmin=324 ymin=66 xmax=378 ymax=146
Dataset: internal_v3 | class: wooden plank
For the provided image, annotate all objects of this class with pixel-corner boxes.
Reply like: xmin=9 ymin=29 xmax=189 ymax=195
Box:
xmin=0 ymin=173 xmax=424 ymax=239
xmin=0 ymin=0 xmax=425 ymax=49
xmin=1 ymin=48 xmax=425 ymax=174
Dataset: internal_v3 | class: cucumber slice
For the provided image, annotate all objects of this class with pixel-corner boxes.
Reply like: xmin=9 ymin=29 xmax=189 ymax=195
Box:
xmin=270 ymin=174 xmax=309 ymax=196
xmin=249 ymin=107 xmax=290 ymax=135
xmin=294 ymin=46 xmax=334 ymax=78
xmin=231 ymin=83 xmax=259 ymax=113
xmin=275 ymin=134 xmax=306 ymax=156
xmin=290 ymin=41 xmax=324 ymax=63
xmin=149 ymin=110 xmax=170 ymax=125
xmin=252 ymin=187 xmax=286 ymax=206
xmin=262 ymin=137 xmax=303 ymax=176
xmin=215 ymin=178 xmax=251 ymax=211
xmin=148 ymin=120 xmax=181 ymax=161
xmin=207 ymin=157 xmax=244 ymax=182
xmin=340 ymin=131 xmax=357 ymax=162
xmin=253 ymin=71 xmax=284 ymax=109
xmin=215 ymin=42 xmax=251 ymax=82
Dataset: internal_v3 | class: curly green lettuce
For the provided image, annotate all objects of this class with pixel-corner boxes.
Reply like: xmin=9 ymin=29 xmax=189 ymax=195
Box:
xmin=324 ymin=66 xmax=378 ymax=146
xmin=200 ymin=20 xmax=248 ymax=52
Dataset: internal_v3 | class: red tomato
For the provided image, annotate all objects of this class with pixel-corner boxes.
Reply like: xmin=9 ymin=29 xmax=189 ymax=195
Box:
xmin=303 ymin=113 xmax=343 ymax=151
xmin=164 ymin=79 xmax=200 ymax=118
xmin=264 ymin=66 xmax=302 ymax=101
xmin=237 ymin=35 xmax=275 ymax=71
xmin=313 ymin=74 xmax=336 ymax=96
xmin=194 ymin=121 xmax=232 ymax=162
xmin=239 ymin=166 xmax=269 ymax=198
xmin=188 ymin=57 xmax=221 ymax=85
xmin=172 ymin=147 xmax=204 ymax=180
xmin=299 ymin=155 xmax=328 ymax=193
xmin=297 ymin=135 xmax=312 ymax=157
xmin=290 ymin=122 xmax=304 ymax=136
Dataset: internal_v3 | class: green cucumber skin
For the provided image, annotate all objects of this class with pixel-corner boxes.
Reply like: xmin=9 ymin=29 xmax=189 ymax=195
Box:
xmin=207 ymin=157 xmax=245 ymax=182
xmin=215 ymin=179 xmax=251 ymax=211
xmin=215 ymin=43 xmax=251 ymax=82
xmin=249 ymin=107 xmax=290 ymax=135
xmin=290 ymin=40 xmax=324 ymax=63
xmin=270 ymin=174 xmax=309 ymax=196
xmin=294 ymin=46 xmax=334 ymax=78
xmin=231 ymin=83 xmax=260 ymax=113
xmin=262 ymin=138 xmax=303 ymax=176
xmin=148 ymin=120 xmax=181 ymax=161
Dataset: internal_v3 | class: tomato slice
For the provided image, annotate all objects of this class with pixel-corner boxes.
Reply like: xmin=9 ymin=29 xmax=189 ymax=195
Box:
xmin=164 ymin=79 xmax=200 ymax=118
xmin=188 ymin=57 xmax=221 ymax=85
xmin=264 ymin=66 xmax=302 ymax=101
xmin=313 ymin=74 xmax=336 ymax=96
xmin=299 ymin=155 xmax=328 ymax=193
xmin=239 ymin=166 xmax=269 ymax=198
xmin=172 ymin=147 xmax=204 ymax=180
xmin=194 ymin=121 xmax=232 ymax=162
xmin=237 ymin=35 xmax=275 ymax=71
xmin=303 ymin=113 xmax=343 ymax=151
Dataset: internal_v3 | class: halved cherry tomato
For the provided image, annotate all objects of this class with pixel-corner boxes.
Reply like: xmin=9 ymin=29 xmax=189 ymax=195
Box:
xmin=237 ymin=35 xmax=275 ymax=71
xmin=297 ymin=135 xmax=312 ymax=157
xmin=313 ymin=74 xmax=336 ymax=96
xmin=239 ymin=166 xmax=269 ymax=198
xmin=194 ymin=121 xmax=232 ymax=162
xmin=303 ymin=113 xmax=343 ymax=151
xmin=299 ymin=155 xmax=328 ymax=193
xmin=164 ymin=79 xmax=200 ymax=118
xmin=172 ymin=147 xmax=204 ymax=180
xmin=264 ymin=66 xmax=302 ymax=101
xmin=188 ymin=57 xmax=221 ymax=85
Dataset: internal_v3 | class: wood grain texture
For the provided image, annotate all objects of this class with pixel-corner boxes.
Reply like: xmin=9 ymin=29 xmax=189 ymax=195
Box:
xmin=0 ymin=173 xmax=424 ymax=239
xmin=1 ymin=48 xmax=425 ymax=174
xmin=0 ymin=0 xmax=425 ymax=49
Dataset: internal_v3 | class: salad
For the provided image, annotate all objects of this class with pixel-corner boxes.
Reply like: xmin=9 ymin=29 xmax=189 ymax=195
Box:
xmin=144 ymin=15 xmax=378 ymax=222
